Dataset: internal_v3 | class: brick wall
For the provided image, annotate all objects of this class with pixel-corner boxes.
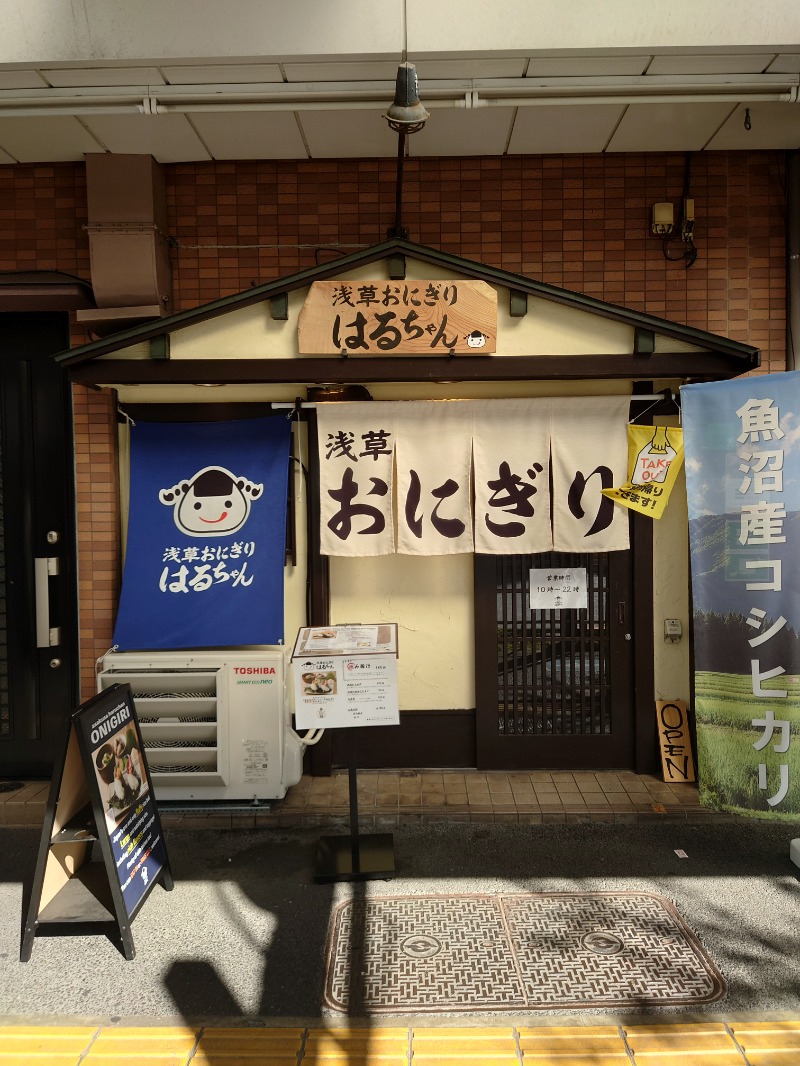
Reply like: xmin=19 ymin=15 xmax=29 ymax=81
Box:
xmin=0 ymin=150 xmax=789 ymax=695
xmin=0 ymin=151 xmax=788 ymax=369
xmin=165 ymin=152 xmax=787 ymax=372
xmin=72 ymin=385 xmax=120 ymax=698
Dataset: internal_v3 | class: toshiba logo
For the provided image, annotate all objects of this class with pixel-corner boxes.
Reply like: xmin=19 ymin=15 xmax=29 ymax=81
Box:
xmin=233 ymin=667 xmax=276 ymax=675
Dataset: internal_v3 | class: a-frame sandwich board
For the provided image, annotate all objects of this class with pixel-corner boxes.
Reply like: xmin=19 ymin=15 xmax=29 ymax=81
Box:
xmin=21 ymin=683 xmax=173 ymax=961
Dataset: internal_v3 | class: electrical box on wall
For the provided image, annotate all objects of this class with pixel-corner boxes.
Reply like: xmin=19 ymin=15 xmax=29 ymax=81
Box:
xmin=664 ymin=619 xmax=682 ymax=644
xmin=651 ymin=202 xmax=674 ymax=236
xmin=97 ymin=649 xmax=305 ymax=801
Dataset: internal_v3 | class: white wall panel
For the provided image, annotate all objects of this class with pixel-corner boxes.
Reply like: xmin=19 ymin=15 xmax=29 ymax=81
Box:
xmin=765 ymin=53 xmax=800 ymax=73
xmin=162 ymin=63 xmax=283 ymax=84
xmin=0 ymin=115 xmax=104 ymax=161
xmin=0 ymin=70 xmax=49 ymax=89
xmin=42 ymin=66 xmax=166 ymax=86
xmin=647 ymin=54 xmax=775 ymax=75
xmin=607 ymin=102 xmax=734 ymax=152
xmin=298 ymin=109 xmax=397 ymax=158
xmin=508 ymin=104 xmax=624 ymax=155
xmin=705 ymin=102 xmax=800 ymax=150
xmin=411 ymin=107 xmax=515 ymax=157
xmin=189 ymin=110 xmax=308 ymax=159
xmin=527 ymin=56 xmax=651 ymax=77
xmin=284 ymin=61 xmax=400 ymax=82
xmin=82 ymin=113 xmax=211 ymax=161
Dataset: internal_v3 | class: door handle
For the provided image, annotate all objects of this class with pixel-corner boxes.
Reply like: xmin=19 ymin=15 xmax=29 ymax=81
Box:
xmin=34 ymin=556 xmax=61 ymax=648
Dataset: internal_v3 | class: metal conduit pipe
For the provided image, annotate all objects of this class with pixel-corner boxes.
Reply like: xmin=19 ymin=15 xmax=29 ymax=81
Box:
xmin=788 ymin=150 xmax=800 ymax=372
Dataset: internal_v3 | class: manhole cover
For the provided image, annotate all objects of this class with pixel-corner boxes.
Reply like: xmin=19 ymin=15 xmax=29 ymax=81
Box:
xmin=324 ymin=892 xmax=725 ymax=1012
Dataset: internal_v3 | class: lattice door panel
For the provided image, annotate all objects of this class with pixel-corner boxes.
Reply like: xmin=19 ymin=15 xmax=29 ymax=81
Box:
xmin=475 ymin=548 xmax=634 ymax=769
xmin=497 ymin=552 xmax=611 ymax=739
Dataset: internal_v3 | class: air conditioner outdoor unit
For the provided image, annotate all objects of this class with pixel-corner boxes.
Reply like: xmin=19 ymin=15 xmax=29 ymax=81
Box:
xmin=97 ymin=649 xmax=307 ymax=802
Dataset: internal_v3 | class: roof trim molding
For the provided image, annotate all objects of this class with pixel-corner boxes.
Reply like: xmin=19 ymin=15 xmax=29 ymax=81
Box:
xmin=54 ymin=238 xmax=759 ymax=370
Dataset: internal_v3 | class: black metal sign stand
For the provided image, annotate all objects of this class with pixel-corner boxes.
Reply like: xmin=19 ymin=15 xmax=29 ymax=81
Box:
xmin=314 ymin=729 xmax=394 ymax=883
xmin=21 ymin=685 xmax=173 ymax=961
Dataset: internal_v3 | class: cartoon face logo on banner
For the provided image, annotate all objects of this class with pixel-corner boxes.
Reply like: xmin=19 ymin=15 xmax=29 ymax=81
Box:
xmin=159 ymin=466 xmax=263 ymax=537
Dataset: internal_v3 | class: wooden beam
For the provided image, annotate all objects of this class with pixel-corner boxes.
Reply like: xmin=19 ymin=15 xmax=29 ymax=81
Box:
xmin=66 ymin=352 xmax=753 ymax=387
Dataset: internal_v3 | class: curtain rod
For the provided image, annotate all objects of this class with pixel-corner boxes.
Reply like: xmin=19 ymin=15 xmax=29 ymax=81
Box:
xmin=271 ymin=393 xmax=676 ymax=410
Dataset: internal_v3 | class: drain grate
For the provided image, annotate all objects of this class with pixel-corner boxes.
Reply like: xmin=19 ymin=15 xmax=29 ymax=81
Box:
xmin=324 ymin=892 xmax=725 ymax=1012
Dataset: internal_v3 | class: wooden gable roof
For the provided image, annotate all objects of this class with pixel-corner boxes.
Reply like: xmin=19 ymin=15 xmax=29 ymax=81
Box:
xmin=57 ymin=237 xmax=759 ymax=384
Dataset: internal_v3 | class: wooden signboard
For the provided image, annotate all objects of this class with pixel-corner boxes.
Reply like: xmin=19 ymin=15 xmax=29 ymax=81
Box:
xmin=21 ymin=684 xmax=173 ymax=962
xmin=298 ymin=279 xmax=497 ymax=355
xmin=655 ymin=699 xmax=696 ymax=783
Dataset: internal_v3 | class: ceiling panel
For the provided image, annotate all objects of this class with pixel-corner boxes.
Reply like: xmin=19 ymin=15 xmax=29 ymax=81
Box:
xmin=606 ymin=102 xmax=734 ymax=152
xmin=647 ymin=53 xmax=775 ymax=75
xmin=284 ymin=61 xmax=399 ymax=82
xmin=411 ymin=106 xmax=516 ymax=155
xmin=508 ymin=104 xmax=624 ymax=154
xmin=0 ymin=115 xmax=105 ymax=161
xmin=82 ymin=113 xmax=211 ymax=161
xmin=765 ymin=53 xmax=800 ymax=73
xmin=42 ymin=66 xmax=166 ymax=87
xmin=188 ymin=110 xmax=308 ymax=159
xmin=705 ymin=102 xmax=800 ymax=149
xmin=527 ymin=56 xmax=651 ymax=77
xmin=298 ymin=108 xmax=398 ymax=157
xmin=163 ymin=63 xmax=283 ymax=84
xmin=414 ymin=58 xmax=526 ymax=79
xmin=0 ymin=70 xmax=48 ymax=89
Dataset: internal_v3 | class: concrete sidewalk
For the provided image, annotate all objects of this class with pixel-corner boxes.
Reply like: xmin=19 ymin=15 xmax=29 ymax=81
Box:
xmin=1 ymin=820 xmax=799 ymax=1062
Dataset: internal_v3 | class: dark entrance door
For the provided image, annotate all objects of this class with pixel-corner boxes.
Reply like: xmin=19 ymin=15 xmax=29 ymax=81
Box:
xmin=475 ymin=548 xmax=634 ymax=769
xmin=0 ymin=313 xmax=78 ymax=776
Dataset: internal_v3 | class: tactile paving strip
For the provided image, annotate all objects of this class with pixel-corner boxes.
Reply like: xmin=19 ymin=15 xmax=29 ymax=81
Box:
xmin=324 ymin=892 xmax=725 ymax=1012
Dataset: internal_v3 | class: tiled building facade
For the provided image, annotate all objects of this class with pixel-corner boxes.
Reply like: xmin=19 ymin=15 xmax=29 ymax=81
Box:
xmin=0 ymin=149 xmax=788 ymax=699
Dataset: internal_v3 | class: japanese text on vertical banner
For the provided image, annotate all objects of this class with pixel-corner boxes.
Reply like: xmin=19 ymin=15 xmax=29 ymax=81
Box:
xmin=683 ymin=373 xmax=799 ymax=818
xmin=316 ymin=397 xmax=630 ymax=556
xmin=113 ymin=417 xmax=291 ymax=650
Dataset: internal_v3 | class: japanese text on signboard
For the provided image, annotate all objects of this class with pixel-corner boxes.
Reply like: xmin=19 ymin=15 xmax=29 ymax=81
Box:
xmin=298 ymin=280 xmax=497 ymax=355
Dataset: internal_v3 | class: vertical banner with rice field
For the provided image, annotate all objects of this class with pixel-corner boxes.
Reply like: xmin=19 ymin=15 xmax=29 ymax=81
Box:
xmin=682 ymin=372 xmax=800 ymax=819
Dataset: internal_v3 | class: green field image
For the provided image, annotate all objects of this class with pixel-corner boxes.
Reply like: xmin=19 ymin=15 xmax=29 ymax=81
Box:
xmin=695 ymin=671 xmax=800 ymax=819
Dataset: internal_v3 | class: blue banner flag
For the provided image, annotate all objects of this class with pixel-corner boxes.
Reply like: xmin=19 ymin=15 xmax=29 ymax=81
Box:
xmin=113 ymin=417 xmax=291 ymax=650
xmin=683 ymin=372 xmax=800 ymax=819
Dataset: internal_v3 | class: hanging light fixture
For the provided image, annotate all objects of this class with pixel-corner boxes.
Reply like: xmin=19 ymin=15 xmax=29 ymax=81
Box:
xmin=383 ymin=62 xmax=430 ymax=134
xmin=384 ymin=63 xmax=429 ymax=239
